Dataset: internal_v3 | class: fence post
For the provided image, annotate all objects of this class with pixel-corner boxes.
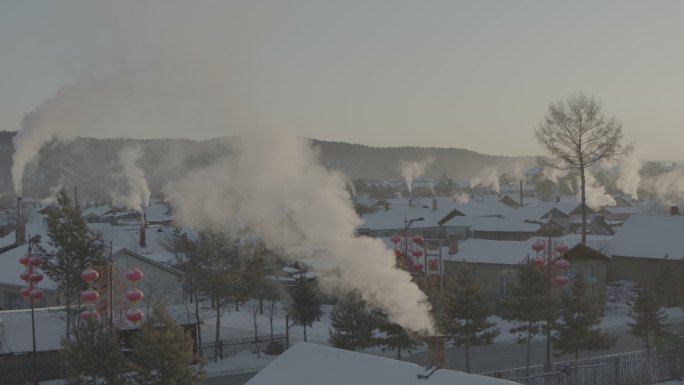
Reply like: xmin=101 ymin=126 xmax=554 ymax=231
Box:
xmin=613 ymin=356 xmax=620 ymax=385
xmin=219 ymin=339 xmax=223 ymax=359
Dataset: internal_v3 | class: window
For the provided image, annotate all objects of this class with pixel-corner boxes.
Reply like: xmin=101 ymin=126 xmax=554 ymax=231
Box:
xmin=498 ymin=269 xmax=517 ymax=297
xmin=3 ymin=291 xmax=21 ymax=310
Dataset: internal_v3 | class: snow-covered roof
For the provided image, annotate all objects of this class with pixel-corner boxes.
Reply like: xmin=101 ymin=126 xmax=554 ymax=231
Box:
xmin=0 ymin=222 xmax=58 ymax=289
xmin=448 ymin=202 xmax=513 ymax=217
xmin=441 ymin=216 xmax=539 ymax=233
xmin=245 ymin=342 xmax=517 ymax=385
xmin=144 ymin=200 xmax=174 ymax=223
xmin=360 ymin=207 xmax=449 ymax=231
xmin=503 ymin=207 xmax=568 ymax=222
xmin=607 ymin=214 xmax=684 ymax=259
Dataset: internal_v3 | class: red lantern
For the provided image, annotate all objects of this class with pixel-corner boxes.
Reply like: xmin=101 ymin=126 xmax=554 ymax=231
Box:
xmin=126 ymin=308 xmax=143 ymax=323
xmin=412 ymin=250 xmax=423 ymax=258
xmin=412 ymin=264 xmax=424 ymax=271
xmin=80 ymin=309 xmax=99 ymax=321
xmin=554 ymin=259 xmax=570 ymax=269
xmin=30 ymin=289 xmax=43 ymax=301
xmin=125 ymin=288 xmax=144 ymax=303
xmin=412 ymin=236 xmax=424 ymax=246
xmin=555 ymin=243 xmax=569 ymax=255
xmin=125 ymin=268 xmax=143 ymax=282
xmin=533 ymin=257 xmax=545 ymax=267
xmin=394 ymin=249 xmax=403 ymax=257
xmin=20 ymin=288 xmax=31 ymax=298
xmin=29 ymin=272 xmax=43 ymax=283
xmin=81 ymin=267 xmax=99 ymax=283
xmin=20 ymin=270 xmax=31 ymax=281
xmin=19 ymin=256 xmax=29 ymax=266
xmin=81 ymin=288 xmax=99 ymax=303
xmin=390 ymin=235 xmax=401 ymax=244
xmin=532 ymin=242 xmax=544 ymax=253
xmin=554 ymin=275 xmax=569 ymax=286
xmin=29 ymin=256 xmax=43 ymax=266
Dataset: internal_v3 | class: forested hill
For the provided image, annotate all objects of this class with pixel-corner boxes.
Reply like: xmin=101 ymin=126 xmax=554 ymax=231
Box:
xmin=0 ymin=132 xmax=534 ymax=199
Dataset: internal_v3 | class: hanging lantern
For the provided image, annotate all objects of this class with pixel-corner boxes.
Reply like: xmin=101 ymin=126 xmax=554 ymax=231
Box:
xmin=554 ymin=259 xmax=570 ymax=269
xmin=28 ymin=256 xmax=43 ymax=266
xmin=81 ymin=288 xmax=100 ymax=303
xmin=554 ymin=275 xmax=569 ymax=286
xmin=412 ymin=250 xmax=423 ymax=258
xmin=412 ymin=263 xmax=424 ymax=271
xmin=80 ymin=309 xmax=99 ymax=321
xmin=29 ymin=289 xmax=44 ymax=301
xmin=394 ymin=249 xmax=403 ymax=257
xmin=126 ymin=308 xmax=144 ymax=323
xmin=20 ymin=270 xmax=31 ymax=281
xmin=81 ymin=267 xmax=99 ymax=284
xmin=531 ymin=242 xmax=544 ymax=253
xmin=533 ymin=257 xmax=545 ymax=267
xmin=19 ymin=256 xmax=30 ymax=266
xmin=412 ymin=236 xmax=424 ymax=246
xmin=125 ymin=287 xmax=144 ymax=303
xmin=28 ymin=272 xmax=43 ymax=283
xmin=20 ymin=288 xmax=31 ymax=298
xmin=555 ymin=243 xmax=569 ymax=255
xmin=390 ymin=235 xmax=401 ymax=244
xmin=125 ymin=268 xmax=143 ymax=283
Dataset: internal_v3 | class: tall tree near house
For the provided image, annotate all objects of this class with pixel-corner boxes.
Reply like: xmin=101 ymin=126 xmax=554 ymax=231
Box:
xmin=287 ymin=271 xmax=322 ymax=342
xmin=439 ymin=265 xmax=499 ymax=373
xmin=41 ymin=189 xmax=105 ymax=340
xmin=552 ymin=273 xmax=614 ymax=362
xmin=503 ymin=258 xmax=557 ymax=376
xmin=652 ymin=263 xmax=681 ymax=307
xmin=372 ymin=309 xmax=418 ymax=359
xmin=328 ymin=290 xmax=375 ymax=351
xmin=535 ymin=93 xmax=632 ymax=244
xmin=130 ymin=304 xmax=205 ymax=385
xmin=629 ymin=283 xmax=669 ymax=351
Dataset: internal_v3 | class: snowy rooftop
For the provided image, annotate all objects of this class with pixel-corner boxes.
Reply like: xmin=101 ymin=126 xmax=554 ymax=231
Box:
xmin=607 ymin=214 xmax=684 ymax=259
xmin=441 ymin=216 xmax=539 ymax=233
xmin=360 ymin=207 xmax=449 ymax=231
xmin=246 ymin=342 xmax=517 ymax=385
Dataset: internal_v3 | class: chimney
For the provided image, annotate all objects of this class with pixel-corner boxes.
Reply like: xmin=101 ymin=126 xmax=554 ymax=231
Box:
xmin=432 ymin=198 xmax=437 ymax=211
xmin=16 ymin=197 xmax=25 ymax=245
xmin=139 ymin=212 xmax=146 ymax=247
xmin=555 ymin=195 xmax=560 ymax=203
xmin=671 ymin=206 xmax=680 ymax=216
xmin=447 ymin=234 xmax=458 ymax=255
xmin=427 ymin=334 xmax=446 ymax=368
xmin=408 ymin=198 xmax=412 ymax=207
xmin=519 ymin=180 xmax=523 ymax=206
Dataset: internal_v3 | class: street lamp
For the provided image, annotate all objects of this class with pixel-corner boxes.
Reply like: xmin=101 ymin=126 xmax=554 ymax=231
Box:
xmin=524 ymin=219 xmax=570 ymax=372
xmin=19 ymin=235 xmax=44 ymax=385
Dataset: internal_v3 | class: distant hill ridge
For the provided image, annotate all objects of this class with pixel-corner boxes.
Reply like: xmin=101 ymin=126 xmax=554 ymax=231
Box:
xmin=0 ymin=131 xmax=534 ymax=199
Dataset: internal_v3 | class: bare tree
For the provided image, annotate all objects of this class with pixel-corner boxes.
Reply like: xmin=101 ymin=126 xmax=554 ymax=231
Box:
xmin=535 ymin=93 xmax=632 ymax=243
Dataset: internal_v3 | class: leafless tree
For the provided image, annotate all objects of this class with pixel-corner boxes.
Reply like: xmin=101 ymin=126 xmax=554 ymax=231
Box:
xmin=535 ymin=93 xmax=632 ymax=243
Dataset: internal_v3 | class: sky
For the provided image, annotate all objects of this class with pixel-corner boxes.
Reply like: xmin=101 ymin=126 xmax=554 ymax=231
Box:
xmin=1 ymin=1 xmax=683 ymax=160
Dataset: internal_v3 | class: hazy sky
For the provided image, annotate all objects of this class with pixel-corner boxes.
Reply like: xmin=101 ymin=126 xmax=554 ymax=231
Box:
xmin=1 ymin=1 xmax=683 ymax=159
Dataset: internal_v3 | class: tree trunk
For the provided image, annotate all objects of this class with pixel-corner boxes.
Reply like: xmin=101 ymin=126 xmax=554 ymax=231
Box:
xmin=215 ymin=301 xmax=221 ymax=361
xmin=303 ymin=325 xmax=307 ymax=342
xmin=253 ymin=309 xmax=260 ymax=358
xmin=465 ymin=345 xmax=471 ymax=373
xmin=397 ymin=346 xmax=402 ymax=360
xmin=580 ymin=162 xmax=587 ymax=244
xmin=285 ymin=314 xmax=290 ymax=348
xmin=525 ymin=334 xmax=532 ymax=376
xmin=193 ymin=290 xmax=203 ymax=355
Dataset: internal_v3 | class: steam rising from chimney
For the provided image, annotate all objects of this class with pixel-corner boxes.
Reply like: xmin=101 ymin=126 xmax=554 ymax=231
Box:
xmin=111 ymin=145 xmax=151 ymax=211
xmin=578 ymin=171 xmax=615 ymax=210
xmin=469 ymin=167 xmax=500 ymax=194
xmin=165 ymin=130 xmax=434 ymax=333
xmin=399 ymin=156 xmax=435 ymax=194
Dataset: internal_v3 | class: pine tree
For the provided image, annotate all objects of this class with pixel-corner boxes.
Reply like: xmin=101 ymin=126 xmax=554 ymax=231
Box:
xmin=652 ymin=263 xmax=680 ymax=307
xmin=440 ymin=265 xmax=499 ymax=373
xmin=328 ymin=290 xmax=374 ymax=351
xmin=552 ymin=273 xmax=614 ymax=361
xmin=372 ymin=309 xmax=418 ymax=359
xmin=130 ymin=304 xmax=205 ymax=385
xmin=629 ymin=283 xmax=669 ymax=351
xmin=41 ymin=189 xmax=105 ymax=339
xmin=503 ymin=257 xmax=556 ymax=375
xmin=287 ymin=272 xmax=322 ymax=342
xmin=61 ymin=320 xmax=130 ymax=385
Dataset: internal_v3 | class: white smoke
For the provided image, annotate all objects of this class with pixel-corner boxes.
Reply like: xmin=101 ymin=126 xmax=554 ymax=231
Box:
xmin=615 ymin=154 xmax=641 ymax=200
xmin=452 ymin=192 xmax=470 ymax=204
xmin=641 ymin=169 xmax=684 ymax=207
xmin=41 ymin=180 xmax=66 ymax=206
xmin=399 ymin=156 xmax=435 ymax=194
xmin=165 ymin=130 xmax=434 ymax=333
xmin=578 ymin=171 xmax=616 ymax=210
xmin=111 ymin=145 xmax=151 ymax=211
xmin=469 ymin=167 xmax=500 ymax=194
xmin=347 ymin=177 xmax=357 ymax=199
xmin=541 ymin=164 xmax=569 ymax=184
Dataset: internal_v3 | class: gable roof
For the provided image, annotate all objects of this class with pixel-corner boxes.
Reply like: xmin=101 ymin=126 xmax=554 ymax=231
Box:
xmin=360 ymin=207 xmax=450 ymax=231
xmin=112 ymin=248 xmax=183 ymax=277
xmin=246 ymin=342 xmax=516 ymax=385
xmin=607 ymin=214 xmax=684 ymax=259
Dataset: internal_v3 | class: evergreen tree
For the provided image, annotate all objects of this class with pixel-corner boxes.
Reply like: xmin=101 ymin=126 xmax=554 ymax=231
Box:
xmin=41 ymin=189 xmax=105 ymax=339
xmin=503 ymin=258 xmax=556 ymax=375
xmin=61 ymin=320 xmax=130 ymax=385
xmin=552 ymin=273 xmax=614 ymax=361
xmin=652 ymin=263 xmax=680 ymax=307
xmin=287 ymin=272 xmax=322 ymax=342
xmin=440 ymin=265 xmax=499 ymax=373
xmin=629 ymin=283 xmax=669 ymax=351
xmin=372 ymin=309 xmax=418 ymax=359
xmin=328 ymin=290 xmax=374 ymax=351
xmin=131 ymin=304 xmax=205 ymax=385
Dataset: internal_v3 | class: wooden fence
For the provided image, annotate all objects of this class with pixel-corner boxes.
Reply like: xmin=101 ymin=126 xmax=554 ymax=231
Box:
xmin=479 ymin=348 xmax=683 ymax=385
xmin=198 ymin=334 xmax=287 ymax=361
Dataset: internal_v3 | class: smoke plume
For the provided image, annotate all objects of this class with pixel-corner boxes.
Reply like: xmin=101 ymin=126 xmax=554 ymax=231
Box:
xmin=578 ymin=171 xmax=616 ymax=210
xmin=165 ymin=130 xmax=434 ymax=333
xmin=399 ymin=156 xmax=435 ymax=194
xmin=469 ymin=167 xmax=500 ymax=194
xmin=452 ymin=192 xmax=470 ymax=204
xmin=111 ymin=145 xmax=151 ymax=211
xmin=641 ymin=169 xmax=684 ymax=207
xmin=615 ymin=154 xmax=642 ymax=200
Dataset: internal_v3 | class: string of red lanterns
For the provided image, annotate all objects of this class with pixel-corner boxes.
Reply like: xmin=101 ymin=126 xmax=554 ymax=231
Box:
xmin=79 ymin=266 xmax=145 ymax=325
xmin=19 ymin=253 xmax=44 ymax=302
xmin=391 ymin=234 xmax=425 ymax=273
xmin=531 ymin=240 xmax=570 ymax=286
